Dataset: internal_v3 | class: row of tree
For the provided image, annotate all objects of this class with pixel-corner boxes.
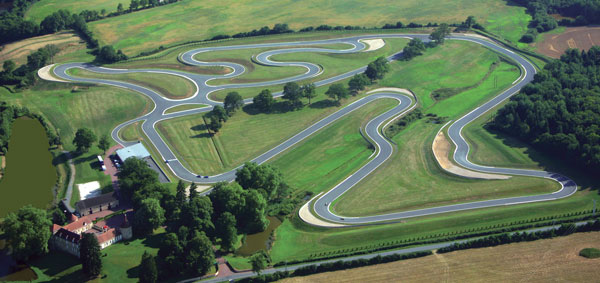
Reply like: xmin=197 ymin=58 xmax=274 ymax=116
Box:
xmin=491 ymin=47 xmax=600 ymax=172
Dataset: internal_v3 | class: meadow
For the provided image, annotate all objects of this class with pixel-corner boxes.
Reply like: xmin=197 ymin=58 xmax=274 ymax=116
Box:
xmin=22 ymin=0 xmax=531 ymax=55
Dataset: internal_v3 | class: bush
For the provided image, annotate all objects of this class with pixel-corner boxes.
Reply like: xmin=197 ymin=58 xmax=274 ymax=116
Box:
xmin=579 ymin=248 xmax=600 ymax=258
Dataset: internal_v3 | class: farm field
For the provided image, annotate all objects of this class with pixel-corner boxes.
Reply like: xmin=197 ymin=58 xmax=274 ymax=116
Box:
xmin=25 ymin=0 xmax=130 ymax=23
xmin=0 ymin=31 xmax=91 ymax=66
xmin=536 ymin=26 xmax=600 ymax=58
xmin=280 ymin=231 xmax=600 ymax=283
xmin=68 ymin=68 xmax=197 ymax=99
xmin=23 ymin=0 xmax=533 ymax=55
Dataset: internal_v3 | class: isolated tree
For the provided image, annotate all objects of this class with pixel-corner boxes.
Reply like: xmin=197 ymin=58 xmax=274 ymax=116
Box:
xmin=365 ymin=57 xmax=389 ymax=81
xmin=463 ymin=16 xmax=476 ymax=29
xmin=206 ymin=115 xmax=222 ymax=133
xmin=175 ymin=180 xmax=186 ymax=206
xmin=117 ymin=3 xmax=124 ymax=13
xmin=215 ymin=212 xmax=237 ymax=252
xmin=301 ymin=83 xmax=317 ymax=104
xmin=73 ymin=128 xmax=96 ymax=153
xmin=186 ymin=231 xmax=215 ymax=275
xmin=348 ymin=73 xmax=370 ymax=93
xmin=80 ymin=233 xmax=102 ymax=277
xmin=249 ymin=251 xmax=268 ymax=275
xmin=129 ymin=0 xmax=139 ymax=11
xmin=282 ymin=82 xmax=303 ymax=110
xmin=429 ymin=23 xmax=451 ymax=45
xmin=253 ymin=89 xmax=275 ymax=112
xmin=325 ymin=84 xmax=350 ymax=105
xmin=189 ymin=182 xmax=199 ymax=200
xmin=98 ymin=134 xmax=110 ymax=155
xmin=402 ymin=38 xmax=427 ymax=61
xmin=50 ymin=206 xmax=67 ymax=225
xmin=209 ymin=105 xmax=228 ymax=122
xmin=224 ymin=91 xmax=244 ymax=115
xmin=2 ymin=60 xmax=16 ymax=73
xmin=134 ymin=198 xmax=165 ymax=236
xmin=140 ymin=0 xmax=148 ymax=8
xmin=1 ymin=205 xmax=51 ymax=261
xmin=139 ymin=251 xmax=158 ymax=283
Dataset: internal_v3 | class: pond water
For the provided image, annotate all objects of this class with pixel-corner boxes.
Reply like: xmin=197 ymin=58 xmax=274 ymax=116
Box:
xmin=236 ymin=216 xmax=282 ymax=256
xmin=0 ymin=117 xmax=57 ymax=218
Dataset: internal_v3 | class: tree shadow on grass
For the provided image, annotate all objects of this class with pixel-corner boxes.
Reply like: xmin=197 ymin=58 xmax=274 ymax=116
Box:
xmin=126 ymin=265 xmax=139 ymax=279
xmin=141 ymin=232 xmax=166 ymax=249
xmin=73 ymin=154 xmax=96 ymax=166
xmin=190 ymin=124 xmax=212 ymax=139
xmin=28 ymin=252 xmax=84 ymax=282
xmin=482 ymin=124 xmax=600 ymax=192
xmin=309 ymin=99 xmax=337 ymax=109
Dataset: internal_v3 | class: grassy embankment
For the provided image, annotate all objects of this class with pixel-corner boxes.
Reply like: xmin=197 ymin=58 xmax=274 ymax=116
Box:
xmin=29 ymin=0 xmax=530 ymax=55
xmin=279 ymin=231 xmax=600 ymax=282
xmin=163 ymin=104 xmax=209 ymax=114
xmin=67 ymin=68 xmax=197 ymax=99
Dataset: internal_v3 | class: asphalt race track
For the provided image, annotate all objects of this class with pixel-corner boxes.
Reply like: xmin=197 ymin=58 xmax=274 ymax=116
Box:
xmin=51 ymin=33 xmax=577 ymax=225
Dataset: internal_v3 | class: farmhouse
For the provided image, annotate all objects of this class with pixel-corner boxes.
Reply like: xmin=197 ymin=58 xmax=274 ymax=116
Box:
xmin=75 ymin=191 xmax=119 ymax=216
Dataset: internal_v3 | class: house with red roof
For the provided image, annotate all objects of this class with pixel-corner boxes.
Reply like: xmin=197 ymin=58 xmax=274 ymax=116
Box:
xmin=50 ymin=213 xmax=125 ymax=257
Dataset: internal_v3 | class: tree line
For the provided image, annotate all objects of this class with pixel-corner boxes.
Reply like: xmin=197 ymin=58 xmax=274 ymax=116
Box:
xmin=513 ymin=0 xmax=600 ymax=43
xmin=491 ymin=47 xmax=600 ymax=172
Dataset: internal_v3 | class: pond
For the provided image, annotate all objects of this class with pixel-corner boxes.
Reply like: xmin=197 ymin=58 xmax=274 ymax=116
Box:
xmin=236 ymin=216 xmax=282 ymax=256
xmin=0 ymin=117 xmax=57 ymax=218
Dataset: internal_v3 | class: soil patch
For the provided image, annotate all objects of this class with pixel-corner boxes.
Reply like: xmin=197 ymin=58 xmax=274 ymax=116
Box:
xmin=537 ymin=26 xmax=600 ymax=58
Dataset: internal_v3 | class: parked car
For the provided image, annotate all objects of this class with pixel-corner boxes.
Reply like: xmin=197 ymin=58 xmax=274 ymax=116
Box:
xmin=101 ymin=165 xmax=107 ymax=171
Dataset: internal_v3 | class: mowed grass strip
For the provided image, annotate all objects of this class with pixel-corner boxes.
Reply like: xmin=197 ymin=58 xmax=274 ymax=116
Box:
xmin=279 ymin=231 xmax=600 ymax=283
xmin=209 ymin=38 xmax=408 ymax=100
xmin=72 ymin=0 xmax=529 ymax=55
xmin=68 ymin=68 xmax=197 ymax=99
xmin=270 ymin=99 xmax=399 ymax=194
xmin=163 ymin=104 xmax=209 ymax=114
xmin=270 ymin=191 xmax=600 ymax=263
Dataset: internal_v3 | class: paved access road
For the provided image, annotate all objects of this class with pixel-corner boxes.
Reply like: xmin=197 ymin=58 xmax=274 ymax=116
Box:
xmin=51 ymin=33 xmax=577 ymax=225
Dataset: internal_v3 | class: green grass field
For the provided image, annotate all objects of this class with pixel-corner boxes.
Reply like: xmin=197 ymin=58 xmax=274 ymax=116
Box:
xmin=0 ymin=82 xmax=152 ymax=151
xmin=269 ymin=99 xmax=398 ymax=195
xmin=156 ymin=80 xmax=365 ymax=175
xmin=23 ymin=0 xmax=530 ymax=55
xmin=25 ymin=0 xmax=130 ymax=23
xmin=68 ymin=68 xmax=197 ymax=99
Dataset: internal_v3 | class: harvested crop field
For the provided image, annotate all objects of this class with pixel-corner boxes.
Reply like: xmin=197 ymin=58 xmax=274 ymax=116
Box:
xmin=0 ymin=31 xmax=86 ymax=66
xmin=282 ymin=231 xmax=600 ymax=283
xmin=537 ymin=26 xmax=600 ymax=58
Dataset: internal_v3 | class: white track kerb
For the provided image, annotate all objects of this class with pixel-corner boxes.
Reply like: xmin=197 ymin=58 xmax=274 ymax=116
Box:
xmin=45 ymin=33 xmax=577 ymax=226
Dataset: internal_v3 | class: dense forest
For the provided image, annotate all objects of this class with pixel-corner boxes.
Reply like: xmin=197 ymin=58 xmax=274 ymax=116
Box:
xmin=514 ymin=0 xmax=600 ymax=42
xmin=491 ymin=46 xmax=600 ymax=172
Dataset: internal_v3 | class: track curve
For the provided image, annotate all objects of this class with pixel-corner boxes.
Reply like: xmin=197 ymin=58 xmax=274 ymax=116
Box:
xmin=49 ymin=33 xmax=577 ymax=225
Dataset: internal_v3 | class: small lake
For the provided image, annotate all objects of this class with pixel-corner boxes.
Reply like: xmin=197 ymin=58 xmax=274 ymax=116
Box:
xmin=0 ymin=117 xmax=57 ymax=218
xmin=236 ymin=216 xmax=282 ymax=256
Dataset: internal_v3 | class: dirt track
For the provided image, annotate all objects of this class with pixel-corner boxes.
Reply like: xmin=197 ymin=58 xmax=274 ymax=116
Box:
xmin=537 ymin=27 xmax=600 ymax=58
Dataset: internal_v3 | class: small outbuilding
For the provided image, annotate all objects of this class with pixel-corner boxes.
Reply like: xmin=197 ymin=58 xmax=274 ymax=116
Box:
xmin=115 ymin=142 xmax=151 ymax=163
xmin=75 ymin=192 xmax=119 ymax=216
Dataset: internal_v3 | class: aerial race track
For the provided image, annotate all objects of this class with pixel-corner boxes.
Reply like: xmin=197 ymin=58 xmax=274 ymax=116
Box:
xmin=49 ymin=33 xmax=577 ymax=225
